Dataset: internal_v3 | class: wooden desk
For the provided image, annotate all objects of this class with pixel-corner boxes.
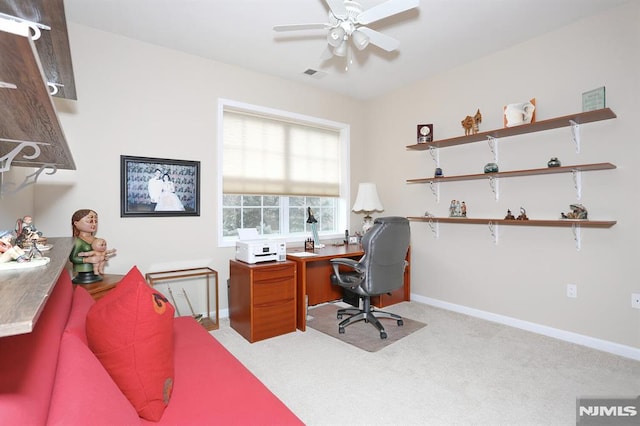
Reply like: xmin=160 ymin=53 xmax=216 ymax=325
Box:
xmin=287 ymin=244 xmax=411 ymax=331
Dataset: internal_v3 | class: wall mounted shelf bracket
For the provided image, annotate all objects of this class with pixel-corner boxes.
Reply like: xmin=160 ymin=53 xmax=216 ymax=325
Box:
xmin=569 ymin=120 xmax=581 ymax=153
xmin=572 ymin=169 xmax=582 ymax=200
xmin=488 ymin=221 xmax=499 ymax=244
xmin=428 ymin=145 xmax=439 ymax=166
xmin=572 ymin=223 xmax=582 ymax=251
xmin=429 ymin=180 xmax=440 ymax=202
xmin=0 ymin=140 xmax=57 ymax=195
xmin=0 ymin=12 xmax=50 ymax=40
xmin=1 ymin=140 xmax=43 ymax=173
xmin=487 ymin=136 xmax=499 ymax=163
xmin=488 ymin=176 xmax=499 ymax=200
xmin=427 ymin=218 xmax=439 ymax=239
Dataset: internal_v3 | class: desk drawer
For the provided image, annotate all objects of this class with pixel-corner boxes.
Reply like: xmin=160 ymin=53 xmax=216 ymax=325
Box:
xmin=254 ymin=263 xmax=294 ymax=282
xmin=254 ymin=276 xmax=295 ymax=305
xmin=253 ymin=299 xmax=296 ymax=341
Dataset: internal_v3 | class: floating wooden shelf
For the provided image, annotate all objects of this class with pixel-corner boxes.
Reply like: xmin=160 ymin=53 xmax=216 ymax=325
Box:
xmin=408 ymin=216 xmax=617 ymax=228
xmin=407 ymin=162 xmax=616 ymax=184
xmin=406 ymin=108 xmax=616 ymax=150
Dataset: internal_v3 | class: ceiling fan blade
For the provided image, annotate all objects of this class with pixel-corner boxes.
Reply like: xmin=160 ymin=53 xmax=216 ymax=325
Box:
xmin=325 ymin=0 xmax=348 ymax=18
xmin=273 ymin=23 xmax=330 ymax=32
xmin=357 ymin=27 xmax=400 ymax=52
xmin=357 ymin=0 xmax=419 ymax=25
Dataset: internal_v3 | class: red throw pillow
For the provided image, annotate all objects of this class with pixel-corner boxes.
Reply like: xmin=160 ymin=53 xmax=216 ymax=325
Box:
xmin=86 ymin=266 xmax=175 ymax=421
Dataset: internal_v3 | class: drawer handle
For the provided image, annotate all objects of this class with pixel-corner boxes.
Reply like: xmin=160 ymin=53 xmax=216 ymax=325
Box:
xmin=257 ymin=298 xmax=294 ymax=308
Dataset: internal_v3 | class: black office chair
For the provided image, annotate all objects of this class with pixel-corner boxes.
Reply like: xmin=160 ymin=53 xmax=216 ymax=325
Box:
xmin=330 ymin=216 xmax=410 ymax=339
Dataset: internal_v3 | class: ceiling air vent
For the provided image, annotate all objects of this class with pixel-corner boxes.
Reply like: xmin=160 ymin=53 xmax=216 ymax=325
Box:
xmin=303 ymin=68 xmax=327 ymax=80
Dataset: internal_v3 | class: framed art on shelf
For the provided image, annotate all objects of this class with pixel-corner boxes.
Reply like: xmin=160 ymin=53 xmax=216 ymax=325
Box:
xmin=120 ymin=155 xmax=200 ymax=217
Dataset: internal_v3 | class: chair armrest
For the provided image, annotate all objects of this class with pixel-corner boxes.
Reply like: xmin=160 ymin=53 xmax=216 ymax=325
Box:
xmin=329 ymin=258 xmax=359 ymax=269
xmin=330 ymin=258 xmax=363 ymax=288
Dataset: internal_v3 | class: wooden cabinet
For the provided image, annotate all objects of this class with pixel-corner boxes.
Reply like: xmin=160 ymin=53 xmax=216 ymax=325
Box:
xmin=229 ymin=260 xmax=296 ymax=343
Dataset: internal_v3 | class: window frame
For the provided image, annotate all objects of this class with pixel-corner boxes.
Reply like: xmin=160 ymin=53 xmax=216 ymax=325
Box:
xmin=217 ymin=99 xmax=350 ymax=247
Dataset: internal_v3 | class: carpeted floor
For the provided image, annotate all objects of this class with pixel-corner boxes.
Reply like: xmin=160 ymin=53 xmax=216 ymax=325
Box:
xmin=306 ymin=303 xmax=427 ymax=352
xmin=212 ymin=301 xmax=640 ymax=425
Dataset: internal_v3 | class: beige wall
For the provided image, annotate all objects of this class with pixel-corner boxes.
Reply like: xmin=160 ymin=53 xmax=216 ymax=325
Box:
xmin=367 ymin=2 xmax=640 ymax=354
xmin=2 ymin=3 xmax=638 ymax=356
xmin=27 ymin=23 xmax=367 ymax=316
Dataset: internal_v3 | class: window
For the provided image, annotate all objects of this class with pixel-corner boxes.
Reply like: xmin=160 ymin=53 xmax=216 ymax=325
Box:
xmin=218 ymin=99 xmax=349 ymax=246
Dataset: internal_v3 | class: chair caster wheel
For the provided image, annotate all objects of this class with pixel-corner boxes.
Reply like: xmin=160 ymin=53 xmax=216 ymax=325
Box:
xmin=380 ymin=332 xmax=387 ymax=339
xmin=339 ymin=327 xmax=345 ymax=334
xmin=337 ymin=314 xmax=343 ymax=320
xmin=397 ymin=319 xmax=404 ymax=326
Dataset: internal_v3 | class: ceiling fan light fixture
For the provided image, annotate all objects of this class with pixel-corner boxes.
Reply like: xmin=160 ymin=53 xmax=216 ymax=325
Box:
xmin=351 ymin=29 xmax=369 ymax=50
xmin=333 ymin=40 xmax=348 ymax=57
xmin=327 ymin=26 xmax=345 ymax=47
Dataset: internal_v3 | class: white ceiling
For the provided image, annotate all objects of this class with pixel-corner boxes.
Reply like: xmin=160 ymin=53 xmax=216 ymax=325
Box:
xmin=64 ymin=0 xmax=629 ymax=101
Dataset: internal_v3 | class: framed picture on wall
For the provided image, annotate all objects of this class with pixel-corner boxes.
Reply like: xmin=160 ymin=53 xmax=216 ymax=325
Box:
xmin=120 ymin=155 xmax=200 ymax=217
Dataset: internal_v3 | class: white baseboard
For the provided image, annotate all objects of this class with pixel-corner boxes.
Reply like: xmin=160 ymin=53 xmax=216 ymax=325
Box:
xmin=412 ymin=294 xmax=640 ymax=361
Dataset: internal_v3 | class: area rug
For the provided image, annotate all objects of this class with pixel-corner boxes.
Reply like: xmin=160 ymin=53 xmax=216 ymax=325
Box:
xmin=306 ymin=304 xmax=427 ymax=352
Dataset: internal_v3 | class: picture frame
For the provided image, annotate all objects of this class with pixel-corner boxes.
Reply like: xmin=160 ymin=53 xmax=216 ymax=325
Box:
xmin=120 ymin=155 xmax=200 ymax=217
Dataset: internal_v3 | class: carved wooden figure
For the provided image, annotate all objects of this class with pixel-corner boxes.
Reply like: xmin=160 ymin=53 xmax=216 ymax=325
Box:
xmin=461 ymin=109 xmax=482 ymax=136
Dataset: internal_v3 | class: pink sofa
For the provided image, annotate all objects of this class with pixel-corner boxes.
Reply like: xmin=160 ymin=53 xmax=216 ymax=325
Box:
xmin=0 ymin=270 xmax=302 ymax=425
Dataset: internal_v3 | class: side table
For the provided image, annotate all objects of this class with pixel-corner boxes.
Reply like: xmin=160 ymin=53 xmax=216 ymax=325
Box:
xmin=78 ymin=274 xmax=124 ymax=300
xmin=145 ymin=267 xmax=219 ymax=331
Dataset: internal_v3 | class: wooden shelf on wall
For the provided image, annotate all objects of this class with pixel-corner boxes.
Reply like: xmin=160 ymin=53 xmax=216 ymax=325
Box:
xmin=407 ymin=162 xmax=616 ymax=184
xmin=0 ymin=0 xmax=77 ymax=100
xmin=408 ymin=216 xmax=617 ymax=228
xmin=406 ymin=108 xmax=617 ymax=150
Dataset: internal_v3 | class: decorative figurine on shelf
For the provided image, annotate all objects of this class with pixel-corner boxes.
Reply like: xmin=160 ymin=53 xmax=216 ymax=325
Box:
xmin=547 ymin=157 xmax=561 ymax=167
xmin=461 ymin=109 xmax=482 ymax=136
xmin=504 ymin=209 xmax=516 ymax=220
xmin=561 ymin=203 xmax=588 ymax=219
xmin=306 ymin=207 xmax=323 ymax=248
xmin=0 ymin=230 xmax=29 ymax=264
xmin=15 ymin=215 xmax=45 ymax=249
xmin=484 ymin=162 xmax=499 ymax=173
xmin=516 ymin=207 xmax=529 ymax=220
xmin=449 ymin=200 xmax=464 ymax=217
xmin=69 ymin=209 xmax=117 ymax=284
xmin=503 ymin=99 xmax=536 ymax=127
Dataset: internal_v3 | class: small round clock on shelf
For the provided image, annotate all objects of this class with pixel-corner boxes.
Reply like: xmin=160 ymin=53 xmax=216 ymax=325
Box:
xmin=417 ymin=124 xmax=433 ymax=143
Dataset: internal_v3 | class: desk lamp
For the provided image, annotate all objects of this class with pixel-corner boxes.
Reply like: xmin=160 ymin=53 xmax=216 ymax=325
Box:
xmin=352 ymin=182 xmax=384 ymax=233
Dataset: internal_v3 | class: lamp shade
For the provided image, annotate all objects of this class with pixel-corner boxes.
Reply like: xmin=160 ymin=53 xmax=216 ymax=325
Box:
xmin=327 ymin=26 xmax=345 ymax=47
xmin=351 ymin=29 xmax=370 ymax=50
xmin=333 ymin=39 xmax=347 ymax=57
xmin=352 ymin=183 xmax=384 ymax=213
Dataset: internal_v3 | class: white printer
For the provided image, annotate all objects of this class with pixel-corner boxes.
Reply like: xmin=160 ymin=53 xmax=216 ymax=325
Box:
xmin=235 ymin=228 xmax=286 ymax=264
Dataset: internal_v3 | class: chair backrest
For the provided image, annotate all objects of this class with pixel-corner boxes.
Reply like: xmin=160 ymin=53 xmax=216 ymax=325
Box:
xmin=358 ymin=216 xmax=410 ymax=295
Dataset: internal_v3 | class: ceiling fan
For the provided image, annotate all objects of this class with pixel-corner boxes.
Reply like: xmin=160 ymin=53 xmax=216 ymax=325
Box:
xmin=273 ymin=0 xmax=419 ymax=61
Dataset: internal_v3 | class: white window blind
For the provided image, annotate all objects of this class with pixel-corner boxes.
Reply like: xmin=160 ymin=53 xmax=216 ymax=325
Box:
xmin=223 ymin=109 xmax=341 ymax=197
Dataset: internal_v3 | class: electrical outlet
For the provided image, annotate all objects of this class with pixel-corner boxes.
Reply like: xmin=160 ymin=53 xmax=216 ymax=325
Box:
xmin=567 ymin=284 xmax=577 ymax=298
xmin=632 ymin=293 xmax=640 ymax=309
